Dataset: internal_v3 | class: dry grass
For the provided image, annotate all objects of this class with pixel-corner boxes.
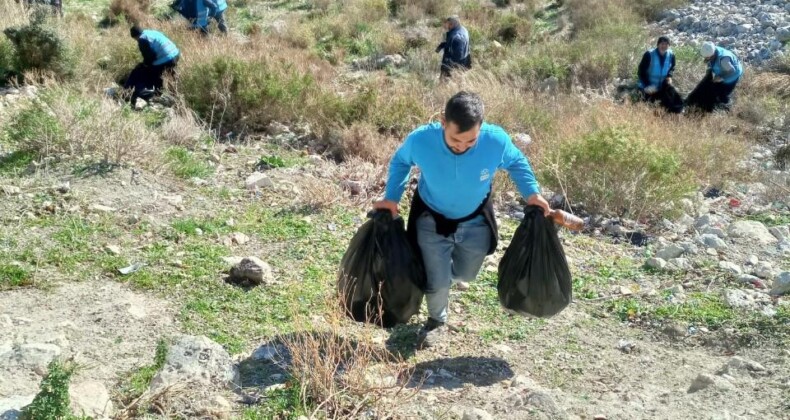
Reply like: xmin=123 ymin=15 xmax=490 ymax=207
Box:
xmin=106 ymin=0 xmax=152 ymax=26
xmin=279 ymin=302 xmax=417 ymax=418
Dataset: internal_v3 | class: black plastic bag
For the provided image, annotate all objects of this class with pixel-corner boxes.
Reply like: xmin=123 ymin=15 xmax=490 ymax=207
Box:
xmin=497 ymin=206 xmax=572 ymax=318
xmin=337 ymin=211 xmax=425 ymax=327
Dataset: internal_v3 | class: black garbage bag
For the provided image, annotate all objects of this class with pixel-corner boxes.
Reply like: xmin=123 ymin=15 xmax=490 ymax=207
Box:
xmin=497 ymin=206 xmax=572 ymax=318
xmin=337 ymin=211 xmax=425 ymax=328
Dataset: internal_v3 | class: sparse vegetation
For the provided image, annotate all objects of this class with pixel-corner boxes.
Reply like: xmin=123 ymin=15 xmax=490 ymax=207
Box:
xmin=0 ymin=0 xmax=788 ymax=417
xmin=119 ymin=339 xmax=169 ymax=403
xmin=541 ymin=126 xmax=694 ymax=219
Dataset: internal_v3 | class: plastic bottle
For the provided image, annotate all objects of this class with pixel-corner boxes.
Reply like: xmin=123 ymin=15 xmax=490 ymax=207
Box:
xmin=549 ymin=210 xmax=584 ymax=231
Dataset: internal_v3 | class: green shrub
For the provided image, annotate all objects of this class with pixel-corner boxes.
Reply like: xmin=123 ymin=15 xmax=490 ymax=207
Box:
xmin=495 ymin=13 xmax=532 ymax=44
xmin=180 ymin=57 xmax=318 ymax=132
xmin=540 ymin=126 xmax=694 ymax=219
xmin=21 ymin=360 xmax=80 ymax=420
xmin=0 ymin=38 xmax=15 ymax=84
xmin=2 ymin=9 xmax=74 ymax=80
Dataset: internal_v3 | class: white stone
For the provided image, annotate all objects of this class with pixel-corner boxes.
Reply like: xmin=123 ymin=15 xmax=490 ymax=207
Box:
xmin=462 ymin=408 xmax=494 ymax=420
xmin=698 ymin=234 xmax=727 ymax=249
xmin=0 ymin=395 xmax=36 ymax=420
xmin=768 ymin=226 xmax=789 ymax=241
xmin=646 ymin=257 xmax=667 ymax=270
xmin=245 ymin=172 xmax=274 ymax=190
xmin=656 ymin=244 xmax=685 ymax=260
xmin=14 ymin=343 xmax=62 ymax=370
xmin=149 ymin=336 xmax=240 ymax=393
xmin=719 ymin=261 xmax=742 ymax=275
xmin=752 ymin=261 xmax=774 ymax=279
xmin=69 ymin=381 xmax=114 ymax=419
xmin=727 ymin=221 xmax=778 ymax=244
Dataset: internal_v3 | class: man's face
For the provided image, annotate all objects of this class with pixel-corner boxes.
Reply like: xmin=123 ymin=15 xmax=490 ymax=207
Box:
xmin=441 ymin=118 xmax=480 ymax=155
xmin=658 ymin=41 xmax=669 ymax=54
xmin=443 ymin=21 xmax=452 ymax=31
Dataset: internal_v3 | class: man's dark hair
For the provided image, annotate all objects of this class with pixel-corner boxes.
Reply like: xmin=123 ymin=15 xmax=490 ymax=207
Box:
xmin=444 ymin=91 xmax=484 ymax=132
xmin=657 ymin=36 xmax=671 ymax=46
xmin=130 ymin=25 xmax=143 ymax=38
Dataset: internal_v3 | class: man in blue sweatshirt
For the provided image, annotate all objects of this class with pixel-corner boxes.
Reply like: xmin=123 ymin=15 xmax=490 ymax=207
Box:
xmin=436 ymin=16 xmax=471 ymax=79
xmin=374 ymin=91 xmax=550 ymax=348
xmin=124 ymin=26 xmax=180 ymax=105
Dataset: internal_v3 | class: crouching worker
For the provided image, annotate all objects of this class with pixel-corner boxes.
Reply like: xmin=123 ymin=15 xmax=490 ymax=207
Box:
xmin=373 ymin=91 xmax=550 ymax=349
xmin=686 ymin=41 xmax=743 ymax=112
xmin=124 ymin=25 xmax=180 ymax=105
xmin=637 ymin=36 xmax=683 ymax=113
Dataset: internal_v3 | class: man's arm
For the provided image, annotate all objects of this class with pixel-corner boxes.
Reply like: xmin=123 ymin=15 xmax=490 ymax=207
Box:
xmin=637 ymin=51 xmax=651 ymax=88
xmin=375 ymin=136 xmax=415 ymax=215
xmin=138 ymin=39 xmax=157 ymax=66
xmin=667 ymin=53 xmax=675 ymax=79
xmin=501 ymin=138 xmax=550 ymax=214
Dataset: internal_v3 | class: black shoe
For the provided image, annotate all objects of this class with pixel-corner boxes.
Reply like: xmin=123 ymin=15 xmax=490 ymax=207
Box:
xmin=417 ymin=318 xmax=449 ymax=349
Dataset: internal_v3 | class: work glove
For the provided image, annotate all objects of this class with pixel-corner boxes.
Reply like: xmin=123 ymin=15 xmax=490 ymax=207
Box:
xmin=644 ymin=85 xmax=658 ymax=95
xmin=665 ymin=77 xmax=672 ymax=85
xmin=435 ymin=42 xmax=446 ymax=53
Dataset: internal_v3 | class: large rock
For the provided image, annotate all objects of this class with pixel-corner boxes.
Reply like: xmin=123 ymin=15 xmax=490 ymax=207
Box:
xmin=0 ymin=395 xmax=35 ymax=420
xmin=777 ymin=26 xmax=790 ymax=42
xmin=722 ymin=289 xmax=754 ymax=309
xmin=69 ymin=381 xmax=114 ymax=419
xmin=149 ymin=336 xmax=240 ymax=393
xmin=768 ymin=226 xmax=789 ymax=241
xmin=695 ymin=214 xmax=724 ymax=229
xmin=229 ymin=257 xmax=275 ymax=286
xmin=697 ymin=234 xmax=727 ymax=249
xmin=3 ymin=343 xmax=62 ymax=371
xmin=770 ymin=272 xmax=790 ymax=296
xmin=245 ymin=172 xmax=273 ymax=190
xmin=656 ymin=244 xmax=685 ymax=260
xmin=718 ymin=261 xmax=742 ymax=275
xmin=462 ymin=408 xmax=494 ymax=420
xmin=688 ymin=373 xmax=734 ymax=393
xmin=645 ymin=257 xmax=667 ymax=270
xmin=716 ymin=356 xmax=767 ymax=378
xmin=752 ymin=261 xmax=774 ymax=279
xmin=727 ymin=221 xmax=778 ymax=244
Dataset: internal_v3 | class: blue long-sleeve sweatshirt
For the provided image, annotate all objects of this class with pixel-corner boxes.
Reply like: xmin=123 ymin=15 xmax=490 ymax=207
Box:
xmin=384 ymin=122 xmax=541 ymax=219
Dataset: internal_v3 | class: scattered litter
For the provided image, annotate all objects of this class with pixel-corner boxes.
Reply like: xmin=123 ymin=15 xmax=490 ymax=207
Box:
xmin=118 ymin=262 xmax=146 ymax=275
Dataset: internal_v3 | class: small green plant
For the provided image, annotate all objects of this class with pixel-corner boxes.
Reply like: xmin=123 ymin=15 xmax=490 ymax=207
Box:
xmin=242 ymin=380 xmax=308 ymax=418
xmin=541 ymin=126 xmax=694 ymax=219
xmin=257 ymin=155 xmax=287 ymax=169
xmin=0 ymin=262 xmax=33 ymax=289
xmin=21 ymin=359 xmax=82 ymax=420
xmin=165 ymin=147 xmax=213 ymax=179
xmin=607 ymin=298 xmax=644 ymax=321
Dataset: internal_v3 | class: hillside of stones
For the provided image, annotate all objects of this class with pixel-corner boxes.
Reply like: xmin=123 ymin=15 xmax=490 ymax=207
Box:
xmin=2 ymin=1 xmax=790 ymax=420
